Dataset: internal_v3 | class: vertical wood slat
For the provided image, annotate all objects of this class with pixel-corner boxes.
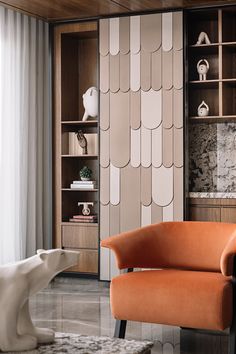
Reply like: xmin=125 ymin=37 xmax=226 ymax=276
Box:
xmin=218 ymin=10 xmax=223 ymax=116
xmin=100 ymin=92 xmax=109 ymax=131
xmin=130 ymin=90 xmax=141 ymax=130
xmin=141 ymin=166 xmax=152 ymax=206
xmin=130 ymin=15 xmax=140 ymax=54
xmin=141 ymin=50 xmax=151 ymax=91
xmin=100 ymin=166 xmax=110 ymax=205
xmin=141 ymin=13 xmax=162 ymax=52
xmin=110 ymin=54 xmax=120 ymax=93
xmin=109 ymin=17 xmax=119 ymax=55
xmin=120 ymin=53 xmax=130 ymax=92
xmin=152 ymin=49 xmax=162 ymax=91
xmin=120 ymin=17 xmax=130 ymax=54
xmin=99 ymin=19 xmax=109 ymax=56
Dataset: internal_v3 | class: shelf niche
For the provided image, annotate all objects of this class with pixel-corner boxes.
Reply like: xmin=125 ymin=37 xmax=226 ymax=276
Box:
xmin=61 ymin=30 xmax=98 ymax=122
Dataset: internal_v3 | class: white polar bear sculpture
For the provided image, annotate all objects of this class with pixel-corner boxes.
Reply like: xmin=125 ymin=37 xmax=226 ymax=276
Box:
xmin=0 ymin=248 xmax=79 ymax=352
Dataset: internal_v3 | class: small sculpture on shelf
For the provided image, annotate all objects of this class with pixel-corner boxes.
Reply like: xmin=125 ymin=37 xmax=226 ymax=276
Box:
xmin=197 ymin=59 xmax=209 ymax=81
xmin=76 ymin=130 xmax=87 ymax=155
xmin=196 ymin=32 xmax=211 ymax=45
xmin=80 ymin=166 xmax=92 ymax=181
xmin=78 ymin=202 xmax=94 ymax=216
xmin=198 ymin=101 xmax=209 ymax=117
xmin=82 ymin=86 xmax=98 ymax=122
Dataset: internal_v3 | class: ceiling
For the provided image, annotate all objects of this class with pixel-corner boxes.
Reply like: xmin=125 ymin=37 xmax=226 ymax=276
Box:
xmin=0 ymin=0 xmax=235 ymax=22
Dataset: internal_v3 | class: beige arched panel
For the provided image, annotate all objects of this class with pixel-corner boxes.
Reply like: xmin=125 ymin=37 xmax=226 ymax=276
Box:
xmin=100 ymin=203 xmax=110 ymax=239
xmin=174 ymin=127 xmax=183 ymax=167
xmin=120 ymin=165 xmax=141 ymax=232
xmin=163 ymin=89 xmax=173 ymax=129
xmin=141 ymin=204 xmax=152 ymax=227
xmin=109 ymin=17 xmax=119 ymax=55
xmin=120 ymin=53 xmax=130 ymax=93
xmin=110 ymin=54 xmax=120 ymax=93
xmin=130 ymin=52 xmax=141 ymax=91
xmin=173 ymin=49 xmax=183 ymax=89
xmin=100 ymin=166 xmax=110 ymax=205
xmin=163 ymin=127 xmax=173 ymax=168
xmin=100 ymin=129 xmax=110 ymax=168
xmin=152 ymin=125 xmax=162 ymax=168
xmin=141 ymin=13 xmax=162 ymax=52
xmin=100 ymin=54 xmax=109 ymax=93
xmin=163 ymin=201 xmax=174 ymax=221
xmin=162 ymin=12 xmax=173 ymax=52
xmin=110 ymin=204 xmax=120 ymax=236
xmin=141 ymin=89 xmax=162 ymax=130
xmin=110 ymin=91 xmax=130 ymax=167
xmin=120 ymin=17 xmax=130 ymax=54
xmin=173 ymin=12 xmax=183 ymax=51
xmin=151 ymin=202 xmax=163 ymax=224
xmin=141 ymin=50 xmax=151 ymax=91
xmin=162 ymin=50 xmax=173 ymax=90
xmin=141 ymin=166 xmax=152 ymax=206
xmin=130 ymin=15 xmax=140 ymax=54
xmin=130 ymin=90 xmax=141 ymax=130
xmin=141 ymin=125 xmax=151 ymax=168
xmin=99 ymin=19 xmax=109 ymax=56
xmin=173 ymin=88 xmax=183 ymax=128
xmin=152 ymin=49 xmax=162 ymax=91
xmin=131 ymin=128 xmax=141 ymax=168
xmin=152 ymin=166 xmax=174 ymax=206
xmin=110 ymin=163 xmax=120 ymax=206
xmin=100 ymin=92 xmax=110 ymax=131
xmin=174 ymin=166 xmax=184 ymax=221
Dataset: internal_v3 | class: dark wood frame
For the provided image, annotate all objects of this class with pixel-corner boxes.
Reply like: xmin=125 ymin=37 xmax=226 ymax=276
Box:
xmin=114 ymin=267 xmax=236 ymax=354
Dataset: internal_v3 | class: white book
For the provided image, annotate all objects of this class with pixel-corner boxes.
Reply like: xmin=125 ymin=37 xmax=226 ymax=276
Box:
xmin=70 ymin=184 xmax=96 ymax=189
xmin=73 ymin=180 xmax=96 ymax=184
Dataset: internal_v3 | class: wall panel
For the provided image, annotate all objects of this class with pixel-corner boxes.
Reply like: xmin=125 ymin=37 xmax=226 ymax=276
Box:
xmin=99 ymin=12 xmax=183 ymax=280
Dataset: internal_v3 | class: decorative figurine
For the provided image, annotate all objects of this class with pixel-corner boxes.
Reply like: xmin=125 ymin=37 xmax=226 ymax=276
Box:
xmin=78 ymin=202 xmax=94 ymax=216
xmin=82 ymin=86 xmax=98 ymax=121
xmin=196 ymin=32 xmax=211 ymax=45
xmin=197 ymin=59 xmax=209 ymax=81
xmin=76 ymin=130 xmax=88 ymax=155
xmin=80 ymin=166 xmax=92 ymax=181
xmin=0 ymin=249 xmax=79 ymax=352
xmin=198 ymin=101 xmax=209 ymax=117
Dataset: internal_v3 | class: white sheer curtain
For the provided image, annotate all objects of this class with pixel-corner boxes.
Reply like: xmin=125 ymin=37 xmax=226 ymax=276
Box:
xmin=0 ymin=7 xmax=51 ymax=264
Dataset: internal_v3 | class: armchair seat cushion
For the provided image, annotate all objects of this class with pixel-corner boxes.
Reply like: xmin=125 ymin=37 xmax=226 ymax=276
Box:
xmin=111 ymin=270 xmax=232 ymax=331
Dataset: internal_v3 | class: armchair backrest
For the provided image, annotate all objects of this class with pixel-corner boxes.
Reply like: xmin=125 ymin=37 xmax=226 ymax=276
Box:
xmin=152 ymin=222 xmax=236 ymax=272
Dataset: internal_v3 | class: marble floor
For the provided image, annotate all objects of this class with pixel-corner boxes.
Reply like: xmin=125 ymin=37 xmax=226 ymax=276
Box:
xmin=30 ymin=277 xmax=229 ymax=354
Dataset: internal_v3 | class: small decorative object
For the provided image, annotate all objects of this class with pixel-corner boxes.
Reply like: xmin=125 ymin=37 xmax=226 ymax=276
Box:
xmin=197 ymin=59 xmax=209 ymax=81
xmin=0 ymin=249 xmax=79 ymax=352
xmin=198 ymin=101 xmax=209 ymax=117
xmin=80 ymin=166 xmax=92 ymax=181
xmin=196 ymin=31 xmax=211 ymax=45
xmin=82 ymin=86 xmax=98 ymax=121
xmin=76 ymin=130 xmax=88 ymax=155
xmin=78 ymin=202 xmax=94 ymax=216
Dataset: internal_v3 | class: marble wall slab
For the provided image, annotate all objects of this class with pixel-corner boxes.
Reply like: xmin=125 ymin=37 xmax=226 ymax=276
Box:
xmin=189 ymin=123 xmax=236 ymax=192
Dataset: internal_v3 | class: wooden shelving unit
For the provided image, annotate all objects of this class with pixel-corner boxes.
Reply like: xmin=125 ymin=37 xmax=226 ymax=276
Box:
xmin=186 ymin=6 xmax=236 ymax=223
xmin=187 ymin=7 xmax=236 ymax=122
xmin=53 ymin=21 xmax=99 ymax=276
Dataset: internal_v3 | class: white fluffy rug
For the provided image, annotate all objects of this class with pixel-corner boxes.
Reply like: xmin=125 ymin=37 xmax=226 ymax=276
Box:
xmin=5 ymin=333 xmax=153 ymax=354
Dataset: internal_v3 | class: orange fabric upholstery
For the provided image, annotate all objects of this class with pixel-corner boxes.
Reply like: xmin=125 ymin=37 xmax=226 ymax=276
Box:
xmin=101 ymin=221 xmax=236 ymax=272
xmin=221 ymin=235 xmax=236 ymax=276
xmin=110 ymin=270 xmax=232 ymax=331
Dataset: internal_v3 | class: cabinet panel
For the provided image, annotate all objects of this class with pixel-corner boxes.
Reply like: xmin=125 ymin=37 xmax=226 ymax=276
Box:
xmin=221 ymin=207 xmax=236 ymax=223
xmin=189 ymin=206 xmax=221 ymax=222
xmin=66 ymin=249 xmax=98 ymax=274
xmin=62 ymin=225 xmax=98 ymax=249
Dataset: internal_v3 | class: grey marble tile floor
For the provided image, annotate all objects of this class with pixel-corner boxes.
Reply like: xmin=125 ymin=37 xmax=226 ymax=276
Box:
xmin=30 ymin=277 xmax=228 ymax=354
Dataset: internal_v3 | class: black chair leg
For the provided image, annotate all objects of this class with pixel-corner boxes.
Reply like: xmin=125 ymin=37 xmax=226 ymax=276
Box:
xmin=229 ymin=323 xmax=236 ymax=354
xmin=114 ymin=319 xmax=127 ymax=338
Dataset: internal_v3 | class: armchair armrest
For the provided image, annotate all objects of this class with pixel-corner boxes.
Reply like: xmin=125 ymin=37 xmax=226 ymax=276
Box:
xmin=101 ymin=224 xmax=159 ymax=270
xmin=221 ymin=235 xmax=236 ymax=276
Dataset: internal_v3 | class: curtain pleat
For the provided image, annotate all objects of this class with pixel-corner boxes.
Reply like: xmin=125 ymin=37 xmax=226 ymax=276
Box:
xmin=0 ymin=7 xmax=51 ymax=264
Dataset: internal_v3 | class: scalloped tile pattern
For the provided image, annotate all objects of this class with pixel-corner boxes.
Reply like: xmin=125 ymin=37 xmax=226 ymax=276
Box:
xmin=99 ymin=12 xmax=183 ymax=280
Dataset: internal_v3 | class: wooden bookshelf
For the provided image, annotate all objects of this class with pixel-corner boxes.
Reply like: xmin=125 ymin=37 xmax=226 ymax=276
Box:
xmin=53 ymin=21 xmax=99 ymax=276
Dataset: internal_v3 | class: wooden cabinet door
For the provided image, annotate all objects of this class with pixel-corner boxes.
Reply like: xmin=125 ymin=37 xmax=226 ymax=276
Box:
xmin=189 ymin=206 xmax=221 ymax=222
xmin=221 ymin=208 xmax=236 ymax=223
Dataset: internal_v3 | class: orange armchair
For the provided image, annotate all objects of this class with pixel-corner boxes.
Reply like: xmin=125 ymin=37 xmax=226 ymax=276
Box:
xmin=101 ymin=221 xmax=236 ymax=354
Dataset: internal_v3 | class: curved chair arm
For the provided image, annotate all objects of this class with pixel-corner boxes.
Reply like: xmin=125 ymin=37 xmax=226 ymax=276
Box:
xmin=101 ymin=224 xmax=159 ymax=270
xmin=221 ymin=235 xmax=236 ymax=276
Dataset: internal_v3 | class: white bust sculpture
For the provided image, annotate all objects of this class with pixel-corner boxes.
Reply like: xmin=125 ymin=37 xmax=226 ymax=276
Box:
xmin=82 ymin=86 xmax=98 ymax=121
xmin=0 ymin=248 xmax=79 ymax=352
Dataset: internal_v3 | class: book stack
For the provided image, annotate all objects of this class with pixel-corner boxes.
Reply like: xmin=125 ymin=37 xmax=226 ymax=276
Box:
xmin=69 ymin=215 xmax=98 ymax=223
xmin=70 ymin=180 xmax=96 ymax=189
